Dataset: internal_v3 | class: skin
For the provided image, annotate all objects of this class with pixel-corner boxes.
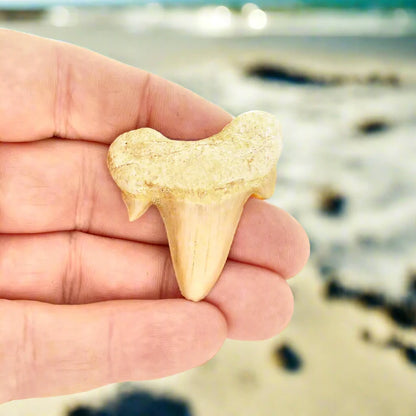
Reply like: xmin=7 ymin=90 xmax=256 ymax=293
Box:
xmin=0 ymin=29 xmax=310 ymax=402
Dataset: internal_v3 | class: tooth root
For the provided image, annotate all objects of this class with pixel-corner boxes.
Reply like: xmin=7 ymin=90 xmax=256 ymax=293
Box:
xmin=122 ymin=193 xmax=151 ymax=222
xmin=157 ymin=193 xmax=250 ymax=301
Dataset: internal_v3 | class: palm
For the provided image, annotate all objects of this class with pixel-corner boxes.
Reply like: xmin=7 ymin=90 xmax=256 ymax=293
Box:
xmin=0 ymin=29 xmax=309 ymax=402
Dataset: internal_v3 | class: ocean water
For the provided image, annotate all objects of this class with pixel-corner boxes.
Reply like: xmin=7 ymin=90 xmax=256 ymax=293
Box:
xmin=1 ymin=0 xmax=416 ymax=10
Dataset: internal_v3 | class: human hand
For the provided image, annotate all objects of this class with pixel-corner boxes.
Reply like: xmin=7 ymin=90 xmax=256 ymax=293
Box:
xmin=0 ymin=29 xmax=309 ymax=402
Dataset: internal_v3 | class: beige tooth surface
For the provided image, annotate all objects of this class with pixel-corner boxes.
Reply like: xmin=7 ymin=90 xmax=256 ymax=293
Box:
xmin=157 ymin=193 xmax=250 ymax=301
xmin=107 ymin=111 xmax=282 ymax=301
xmin=122 ymin=193 xmax=152 ymax=221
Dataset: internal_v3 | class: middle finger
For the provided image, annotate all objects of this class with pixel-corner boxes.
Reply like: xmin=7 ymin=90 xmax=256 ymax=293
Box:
xmin=0 ymin=231 xmax=294 ymax=340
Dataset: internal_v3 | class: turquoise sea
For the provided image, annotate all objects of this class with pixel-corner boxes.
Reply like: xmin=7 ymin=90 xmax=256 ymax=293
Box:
xmin=1 ymin=0 xmax=415 ymax=10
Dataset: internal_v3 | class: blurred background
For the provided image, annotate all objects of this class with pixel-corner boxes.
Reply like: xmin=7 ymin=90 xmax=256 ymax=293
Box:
xmin=1 ymin=0 xmax=415 ymax=415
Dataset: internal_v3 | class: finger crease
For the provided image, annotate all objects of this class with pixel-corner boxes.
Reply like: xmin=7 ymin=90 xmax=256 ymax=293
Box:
xmin=53 ymin=43 xmax=72 ymax=138
xmin=74 ymin=146 xmax=95 ymax=233
xmin=159 ymin=250 xmax=175 ymax=299
xmin=63 ymin=232 xmax=83 ymax=304
xmin=138 ymin=72 xmax=154 ymax=129
xmin=106 ymin=309 xmax=116 ymax=382
xmin=15 ymin=304 xmax=37 ymax=398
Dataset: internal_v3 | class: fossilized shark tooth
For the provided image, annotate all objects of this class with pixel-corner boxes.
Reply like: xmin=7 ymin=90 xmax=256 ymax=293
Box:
xmin=107 ymin=111 xmax=282 ymax=301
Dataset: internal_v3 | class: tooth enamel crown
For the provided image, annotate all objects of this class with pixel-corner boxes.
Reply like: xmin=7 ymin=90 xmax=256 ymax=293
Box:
xmin=108 ymin=111 xmax=282 ymax=301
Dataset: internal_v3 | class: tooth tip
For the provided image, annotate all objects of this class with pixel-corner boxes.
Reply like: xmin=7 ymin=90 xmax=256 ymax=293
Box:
xmin=122 ymin=194 xmax=151 ymax=222
xmin=182 ymin=293 xmax=205 ymax=302
xmin=180 ymin=285 xmax=211 ymax=302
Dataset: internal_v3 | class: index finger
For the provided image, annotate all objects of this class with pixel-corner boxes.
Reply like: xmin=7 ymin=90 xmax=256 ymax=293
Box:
xmin=0 ymin=29 xmax=231 ymax=143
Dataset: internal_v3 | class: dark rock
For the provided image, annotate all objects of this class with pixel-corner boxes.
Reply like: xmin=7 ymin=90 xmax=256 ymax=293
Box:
xmin=357 ymin=292 xmax=386 ymax=308
xmin=319 ymin=189 xmax=347 ymax=216
xmin=66 ymin=390 xmax=191 ymax=416
xmin=68 ymin=407 xmax=96 ymax=416
xmin=246 ymin=64 xmax=400 ymax=87
xmin=113 ymin=391 xmax=154 ymax=414
xmin=151 ymin=398 xmax=192 ymax=416
xmin=274 ymin=344 xmax=303 ymax=372
xmin=403 ymin=346 xmax=416 ymax=367
xmin=325 ymin=279 xmax=416 ymax=330
xmin=387 ymin=300 xmax=416 ymax=328
xmin=246 ymin=64 xmax=328 ymax=86
xmin=357 ymin=119 xmax=390 ymax=135
xmin=406 ymin=272 xmax=416 ymax=296
xmin=325 ymin=280 xmax=346 ymax=299
xmin=325 ymin=280 xmax=357 ymax=300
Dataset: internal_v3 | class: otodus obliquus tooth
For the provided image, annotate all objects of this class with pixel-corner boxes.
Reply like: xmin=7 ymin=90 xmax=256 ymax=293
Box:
xmin=107 ymin=111 xmax=282 ymax=301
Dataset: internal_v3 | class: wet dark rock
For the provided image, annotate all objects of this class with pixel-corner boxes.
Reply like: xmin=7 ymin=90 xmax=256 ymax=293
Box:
xmin=403 ymin=346 xmax=416 ymax=367
xmin=406 ymin=272 xmax=416 ymax=296
xmin=274 ymin=344 xmax=303 ymax=372
xmin=113 ymin=392 xmax=154 ymax=414
xmin=357 ymin=119 xmax=390 ymax=135
xmin=246 ymin=64 xmax=400 ymax=87
xmin=325 ymin=280 xmax=346 ymax=299
xmin=387 ymin=300 xmax=416 ymax=328
xmin=152 ymin=398 xmax=193 ymax=416
xmin=325 ymin=280 xmax=356 ymax=300
xmin=357 ymin=292 xmax=386 ymax=308
xmin=366 ymin=334 xmax=416 ymax=367
xmin=68 ymin=408 xmax=96 ymax=416
xmin=319 ymin=189 xmax=347 ymax=216
xmin=67 ymin=390 xmax=191 ymax=416
xmin=324 ymin=278 xmax=416 ymax=330
xmin=246 ymin=64 xmax=328 ymax=85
